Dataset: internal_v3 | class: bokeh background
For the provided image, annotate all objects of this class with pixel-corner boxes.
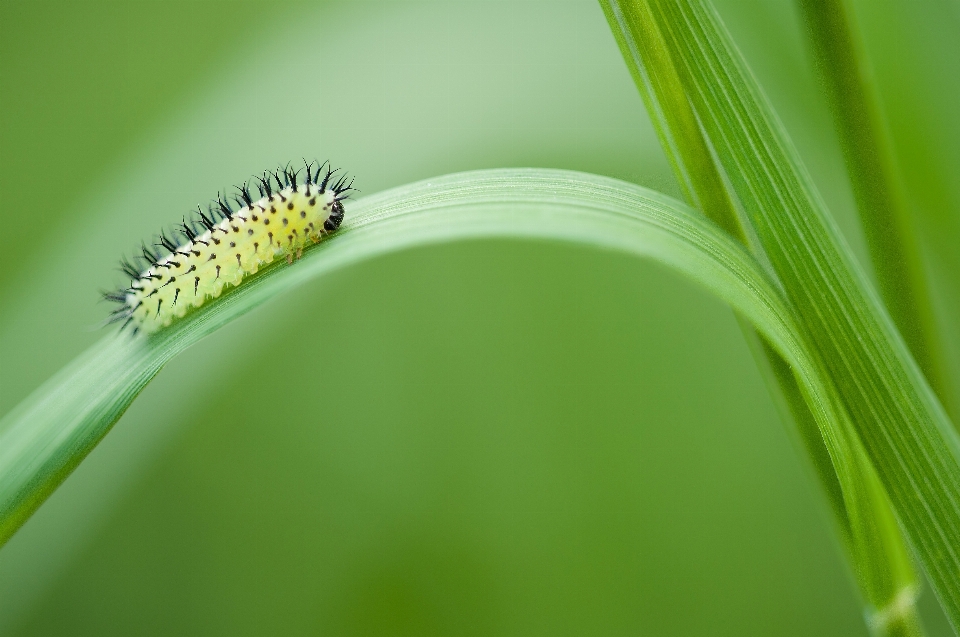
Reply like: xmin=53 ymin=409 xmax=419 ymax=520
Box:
xmin=1 ymin=1 xmax=957 ymax=635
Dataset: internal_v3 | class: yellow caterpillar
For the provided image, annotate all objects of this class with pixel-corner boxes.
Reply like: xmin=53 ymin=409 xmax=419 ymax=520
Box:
xmin=105 ymin=162 xmax=353 ymax=334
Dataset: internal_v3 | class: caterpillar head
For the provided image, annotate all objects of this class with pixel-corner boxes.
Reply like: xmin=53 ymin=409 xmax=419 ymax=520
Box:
xmin=322 ymin=169 xmax=353 ymax=229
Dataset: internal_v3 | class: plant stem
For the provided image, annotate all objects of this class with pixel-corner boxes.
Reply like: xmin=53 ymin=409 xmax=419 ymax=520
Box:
xmin=638 ymin=0 xmax=960 ymax=625
xmin=797 ymin=0 xmax=955 ymax=423
xmin=867 ymin=585 xmax=925 ymax=637
xmin=598 ymin=0 xmax=928 ymax=631
xmin=600 ymin=0 xmax=743 ymax=242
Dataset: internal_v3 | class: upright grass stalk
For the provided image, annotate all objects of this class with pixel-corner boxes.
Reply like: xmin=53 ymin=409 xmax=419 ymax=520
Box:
xmin=599 ymin=0 xmax=743 ymax=243
xmin=598 ymin=6 xmax=920 ymax=632
xmin=600 ymin=0 xmax=960 ymax=632
xmin=659 ymin=0 xmax=960 ymax=626
xmin=797 ymin=0 xmax=955 ymax=423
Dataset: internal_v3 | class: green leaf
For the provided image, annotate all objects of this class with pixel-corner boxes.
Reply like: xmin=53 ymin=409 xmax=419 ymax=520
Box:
xmin=610 ymin=0 xmax=960 ymax=628
xmin=0 ymin=167 xmax=847 ymax=566
xmin=600 ymin=3 xmax=921 ymax=633
xmin=797 ymin=0 xmax=954 ymax=422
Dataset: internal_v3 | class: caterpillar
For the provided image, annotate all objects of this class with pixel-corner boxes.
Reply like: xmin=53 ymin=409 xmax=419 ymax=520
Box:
xmin=104 ymin=161 xmax=353 ymax=335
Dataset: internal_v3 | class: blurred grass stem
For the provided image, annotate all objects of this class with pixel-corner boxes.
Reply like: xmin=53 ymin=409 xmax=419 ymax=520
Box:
xmin=600 ymin=0 xmax=960 ymax=631
xmin=797 ymin=0 xmax=955 ymax=425
xmin=599 ymin=2 xmax=922 ymax=633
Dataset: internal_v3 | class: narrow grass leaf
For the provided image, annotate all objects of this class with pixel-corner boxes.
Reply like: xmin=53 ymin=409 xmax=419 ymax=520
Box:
xmin=644 ymin=0 xmax=960 ymax=626
xmin=601 ymin=4 xmax=924 ymax=633
xmin=0 ymin=168 xmax=838 ymax=558
xmin=797 ymin=0 xmax=954 ymax=422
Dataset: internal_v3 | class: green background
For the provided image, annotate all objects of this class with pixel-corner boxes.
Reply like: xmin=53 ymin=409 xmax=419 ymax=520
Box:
xmin=0 ymin=1 xmax=956 ymax=634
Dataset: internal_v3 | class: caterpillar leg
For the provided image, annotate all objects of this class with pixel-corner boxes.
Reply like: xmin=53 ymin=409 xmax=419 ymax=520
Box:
xmin=296 ymin=248 xmax=303 ymax=260
xmin=286 ymin=253 xmax=293 ymax=265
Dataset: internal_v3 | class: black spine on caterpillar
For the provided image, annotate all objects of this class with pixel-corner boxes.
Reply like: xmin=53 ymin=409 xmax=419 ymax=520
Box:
xmin=303 ymin=160 xmax=314 ymax=186
xmin=141 ymin=243 xmax=160 ymax=266
xmin=256 ymin=173 xmax=273 ymax=198
xmin=179 ymin=218 xmax=197 ymax=242
xmin=196 ymin=205 xmax=216 ymax=231
xmin=215 ymin=194 xmax=234 ymax=221
xmin=272 ymin=170 xmax=285 ymax=193
xmin=119 ymin=257 xmax=141 ymax=281
xmin=236 ymin=183 xmax=254 ymax=208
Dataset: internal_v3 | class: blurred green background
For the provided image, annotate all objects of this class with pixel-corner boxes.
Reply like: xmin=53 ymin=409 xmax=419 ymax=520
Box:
xmin=0 ymin=0 xmax=957 ymax=634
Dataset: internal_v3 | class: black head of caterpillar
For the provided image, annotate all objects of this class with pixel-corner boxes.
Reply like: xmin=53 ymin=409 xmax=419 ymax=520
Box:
xmin=104 ymin=160 xmax=355 ymax=335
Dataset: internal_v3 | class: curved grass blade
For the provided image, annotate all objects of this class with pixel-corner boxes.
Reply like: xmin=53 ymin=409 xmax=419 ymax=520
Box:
xmin=0 ymin=168 xmax=871 ymax=565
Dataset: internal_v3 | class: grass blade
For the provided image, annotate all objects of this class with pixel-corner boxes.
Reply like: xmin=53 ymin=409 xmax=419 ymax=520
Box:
xmin=601 ymin=3 xmax=924 ymax=632
xmin=633 ymin=0 xmax=960 ymax=627
xmin=797 ymin=0 xmax=954 ymax=422
xmin=599 ymin=0 xmax=743 ymax=242
xmin=0 ymin=167 xmax=843 ymax=561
